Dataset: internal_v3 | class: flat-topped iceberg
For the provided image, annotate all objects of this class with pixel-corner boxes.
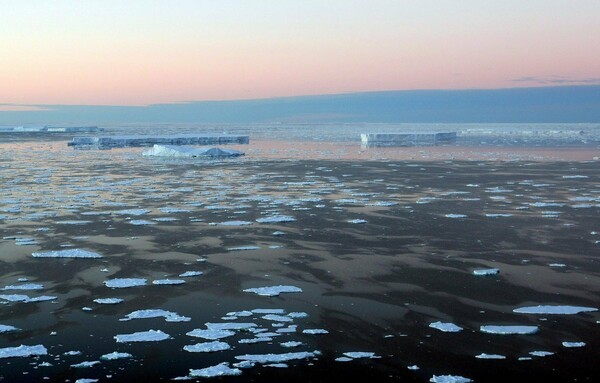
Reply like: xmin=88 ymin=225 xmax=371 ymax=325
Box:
xmin=187 ymin=329 xmax=236 ymax=340
xmin=104 ymin=278 xmax=147 ymax=288
xmin=189 ymin=362 xmax=242 ymax=378
xmin=183 ymin=341 xmax=231 ymax=353
xmin=513 ymin=305 xmax=598 ymax=315
xmin=32 ymin=249 xmax=102 ymax=259
xmin=143 ymin=145 xmax=244 ymax=158
xmin=114 ymin=329 xmax=171 ymax=343
xmin=480 ymin=325 xmax=539 ymax=335
xmin=120 ymin=309 xmax=191 ymax=322
xmin=0 ymin=344 xmax=47 ymax=359
xmin=429 ymin=321 xmax=463 ymax=332
xmin=256 ymin=215 xmax=296 ymax=223
xmin=234 ymin=350 xmax=320 ymax=364
xmin=243 ymin=285 xmax=302 ymax=297
xmin=0 ymin=294 xmax=56 ymax=303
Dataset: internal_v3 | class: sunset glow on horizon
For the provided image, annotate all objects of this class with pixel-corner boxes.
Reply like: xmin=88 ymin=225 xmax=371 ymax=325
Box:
xmin=2 ymin=0 xmax=599 ymax=106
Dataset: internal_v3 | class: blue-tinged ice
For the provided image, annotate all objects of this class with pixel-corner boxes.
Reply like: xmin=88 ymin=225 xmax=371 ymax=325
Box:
xmin=187 ymin=329 xmax=236 ymax=340
xmin=120 ymin=309 xmax=190 ymax=322
xmin=179 ymin=271 xmax=203 ymax=277
xmin=152 ymin=279 xmax=186 ymax=285
xmin=243 ymin=285 xmax=302 ymax=296
xmin=71 ymin=360 xmax=100 ymax=368
xmin=2 ymin=283 xmax=44 ymax=290
xmin=0 ymin=294 xmax=56 ymax=303
xmin=32 ymin=249 xmax=102 ymax=258
xmin=100 ymin=352 xmax=133 ymax=360
xmin=0 ymin=344 xmax=47 ymax=358
xmin=234 ymin=350 xmax=320 ymax=363
xmin=480 ymin=325 xmax=539 ymax=335
xmin=188 ymin=362 xmax=242 ymax=378
xmin=475 ymin=353 xmax=506 ymax=359
xmin=93 ymin=298 xmax=124 ymax=305
xmin=429 ymin=321 xmax=463 ymax=332
xmin=0 ymin=324 xmax=19 ymax=333
xmin=562 ymin=341 xmax=585 ymax=348
xmin=513 ymin=305 xmax=597 ymax=315
xmin=184 ymin=341 xmax=231 ymax=353
xmin=302 ymin=329 xmax=328 ymax=335
xmin=114 ymin=330 xmax=171 ymax=343
xmin=104 ymin=278 xmax=147 ymax=288
xmin=256 ymin=215 xmax=296 ymax=223
xmin=430 ymin=375 xmax=472 ymax=383
xmin=473 ymin=268 xmax=500 ymax=276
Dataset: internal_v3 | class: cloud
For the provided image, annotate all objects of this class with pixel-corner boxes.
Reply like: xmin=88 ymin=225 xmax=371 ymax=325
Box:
xmin=512 ymin=76 xmax=600 ymax=85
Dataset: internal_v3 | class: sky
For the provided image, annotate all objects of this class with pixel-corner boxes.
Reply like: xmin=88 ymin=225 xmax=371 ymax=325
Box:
xmin=1 ymin=0 xmax=599 ymax=107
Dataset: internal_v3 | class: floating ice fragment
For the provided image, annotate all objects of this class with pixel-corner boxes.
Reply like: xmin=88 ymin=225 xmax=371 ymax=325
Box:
xmin=100 ymin=352 xmax=133 ymax=360
xmin=485 ymin=213 xmax=513 ymax=218
xmin=445 ymin=214 xmax=467 ymax=218
xmin=562 ymin=341 xmax=585 ymax=348
xmin=302 ymin=329 xmax=328 ymax=335
xmin=347 ymin=219 xmax=367 ymax=224
xmin=239 ymin=337 xmax=272 ymax=344
xmin=104 ymin=278 xmax=147 ymax=288
xmin=93 ymin=298 xmax=124 ymax=305
xmin=114 ymin=209 xmax=150 ymax=216
xmin=184 ymin=341 xmax=231 ymax=353
xmin=549 ymin=263 xmax=566 ymax=268
xmin=128 ymin=219 xmax=155 ymax=225
xmin=152 ymin=279 xmax=185 ymax=285
xmin=0 ymin=324 xmax=19 ymax=333
xmin=187 ymin=329 xmax=236 ymax=340
xmin=243 ymin=285 xmax=302 ymax=297
xmin=32 ymin=249 xmax=102 ymax=259
xmin=256 ymin=215 xmax=296 ymax=223
xmin=71 ymin=360 xmax=100 ymax=368
xmin=343 ymin=352 xmax=378 ymax=359
xmin=2 ymin=283 xmax=44 ymax=290
xmin=205 ymin=322 xmax=257 ymax=331
xmin=262 ymin=314 xmax=293 ymax=322
xmin=217 ymin=221 xmax=253 ymax=226
xmin=189 ymin=362 xmax=242 ymax=378
xmin=0 ymin=344 xmax=47 ymax=359
xmin=513 ymin=305 xmax=598 ymax=315
xmin=75 ymin=379 xmax=98 ymax=383
xmin=120 ymin=309 xmax=190 ymax=322
xmin=480 ymin=325 xmax=539 ymax=335
xmin=430 ymin=375 xmax=472 ymax=383
xmin=473 ymin=268 xmax=500 ymax=276
xmin=0 ymin=294 xmax=56 ymax=303
xmin=530 ymin=351 xmax=554 ymax=357
xmin=272 ymin=231 xmax=286 ymax=236
xmin=408 ymin=365 xmax=420 ymax=370
xmin=475 ymin=353 xmax=506 ymax=359
xmin=429 ymin=322 xmax=463 ymax=332
xmin=335 ymin=357 xmax=353 ymax=362
xmin=115 ymin=329 xmax=171 ymax=343
xmin=280 ymin=341 xmax=303 ymax=348
xmin=234 ymin=350 xmax=320 ymax=364
xmin=179 ymin=271 xmax=203 ymax=277
xmin=227 ymin=246 xmax=260 ymax=251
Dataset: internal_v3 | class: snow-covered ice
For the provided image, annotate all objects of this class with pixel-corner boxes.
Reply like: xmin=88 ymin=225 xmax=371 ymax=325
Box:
xmin=513 ymin=305 xmax=597 ymax=315
xmin=188 ymin=362 xmax=242 ymax=378
xmin=93 ymin=298 xmax=124 ymax=305
xmin=104 ymin=278 xmax=148 ymax=288
xmin=100 ymin=352 xmax=133 ymax=360
xmin=243 ymin=285 xmax=302 ymax=296
xmin=0 ymin=344 xmax=47 ymax=359
xmin=429 ymin=321 xmax=463 ymax=332
xmin=114 ymin=330 xmax=171 ymax=343
xmin=187 ymin=329 xmax=236 ymax=340
xmin=120 ymin=309 xmax=191 ymax=322
xmin=480 ymin=325 xmax=539 ymax=335
xmin=234 ymin=350 xmax=320 ymax=364
xmin=256 ymin=215 xmax=296 ymax=223
xmin=430 ymin=375 xmax=472 ymax=383
xmin=183 ymin=341 xmax=231 ymax=353
xmin=32 ymin=249 xmax=102 ymax=259
xmin=473 ymin=268 xmax=500 ymax=276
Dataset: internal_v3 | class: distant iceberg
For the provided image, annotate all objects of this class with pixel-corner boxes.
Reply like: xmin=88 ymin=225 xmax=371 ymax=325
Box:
xmin=142 ymin=145 xmax=244 ymax=158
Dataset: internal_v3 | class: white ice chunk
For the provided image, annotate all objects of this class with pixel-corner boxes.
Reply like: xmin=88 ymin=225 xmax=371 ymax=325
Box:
xmin=120 ymin=309 xmax=190 ymax=322
xmin=347 ymin=219 xmax=367 ymax=224
xmin=445 ymin=214 xmax=467 ymax=218
xmin=205 ymin=322 xmax=257 ymax=331
xmin=513 ymin=305 xmax=598 ymax=315
xmin=71 ymin=360 xmax=100 ymax=368
xmin=262 ymin=314 xmax=293 ymax=322
xmin=562 ymin=341 xmax=585 ymax=348
xmin=530 ymin=351 xmax=554 ymax=357
xmin=430 ymin=375 xmax=472 ymax=383
xmin=343 ymin=352 xmax=378 ymax=359
xmin=302 ymin=329 xmax=328 ymax=335
xmin=189 ymin=362 xmax=242 ymax=378
xmin=114 ymin=330 xmax=171 ymax=343
xmin=152 ymin=279 xmax=186 ymax=285
xmin=0 ymin=344 xmax=47 ymax=359
xmin=217 ymin=221 xmax=253 ymax=226
xmin=2 ymin=283 xmax=44 ymax=290
xmin=100 ymin=352 xmax=133 ymax=360
xmin=243 ymin=285 xmax=302 ymax=297
xmin=234 ymin=350 xmax=320 ymax=364
xmin=32 ymin=249 xmax=102 ymax=259
xmin=227 ymin=246 xmax=260 ymax=251
xmin=143 ymin=145 xmax=244 ymax=158
xmin=256 ymin=215 xmax=296 ymax=223
xmin=114 ymin=209 xmax=150 ymax=216
xmin=0 ymin=294 xmax=56 ymax=303
xmin=186 ymin=329 xmax=236 ymax=340
xmin=104 ymin=278 xmax=147 ymax=288
xmin=179 ymin=271 xmax=203 ymax=277
xmin=429 ymin=321 xmax=463 ymax=333
xmin=475 ymin=353 xmax=506 ymax=359
xmin=183 ymin=341 xmax=231 ymax=353
xmin=128 ymin=220 xmax=155 ymax=225
xmin=480 ymin=325 xmax=539 ymax=335
xmin=280 ymin=341 xmax=303 ymax=348
xmin=0 ymin=324 xmax=19 ymax=333
xmin=93 ymin=298 xmax=124 ymax=305
xmin=473 ymin=268 xmax=500 ymax=276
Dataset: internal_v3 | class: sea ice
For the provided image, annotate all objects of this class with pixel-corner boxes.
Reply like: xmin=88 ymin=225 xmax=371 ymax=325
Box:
xmin=0 ymin=324 xmax=19 ymax=333
xmin=2 ymin=283 xmax=44 ymax=290
xmin=129 ymin=219 xmax=155 ymax=225
xmin=348 ymin=219 xmax=367 ymax=224
xmin=152 ymin=279 xmax=186 ymax=285
xmin=114 ymin=330 xmax=171 ymax=343
xmin=430 ymin=375 xmax=472 ymax=383
xmin=262 ymin=314 xmax=293 ymax=322
xmin=445 ymin=214 xmax=467 ymax=218
xmin=473 ymin=268 xmax=500 ymax=276
xmin=120 ymin=309 xmax=191 ymax=322
xmin=100 ymin=352 xmax=133 ymax=360
xmin=187 ymin=329 xmax=236 ymax=340
xmin=227 ymin=246 xmax=260 ymax=251
xmin=302 ymin=329 xmax=329 ymax=335
xmin=243 ymin=285 xmax=302 ymax=296
xmin=562 ymin=341 xmax=585 ymax=348
xmin=0 ymin=294 xmax=56 ymax=303
xmin=513 ymin=305 xmax=598 ymax=315
xmin=179 ymin=271 xmax=203 ymax=277
xmin=183 ymin=341 xmax=231 ymax=353
xmin=0 ymin=344 xmax=47 ymax=359
xmin=530 ymin=351 xmax=554 ymax=357
xmin=188 ymin=362 xmax=242 ymax=378
xmin=93 ymin=298 xmax=124 ymax=305
xmin=280 ymin=341 xmax=303 ymax=348
xmin=480 ymin=325 xmax=539 ymax=335
xmin=114 ymin=209 xmax=150 ymax=216
xmin=104 ymin=278 xmax=147 ymax=288
xmin=475 ymin=353 xmax=506 ymax=359
xmin=71 ymin=360 xmax=101 ymax=368
xmin=343 ymin=352 xmax=378 ymax=359
xmin=256 ymin=215 xmax=296 ymax=223
xmin=217 ymin=220 xmax=253 ymax=226
xmin=205 ymin=322 xmax=257 ymax=331
xmin=234 ymin=350 xmax=320 ymax=364
xmin=32 ymin=249 xmax=102 ymax=259
xmin=429 ymin=322 xmax=463 ymax=332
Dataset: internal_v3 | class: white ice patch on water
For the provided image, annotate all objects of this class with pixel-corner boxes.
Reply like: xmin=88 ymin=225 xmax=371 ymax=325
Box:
xmin=480 ymin=325 xmax=539 ymax=335
xmin=104 ymin=278 xmax=147 ymax=288
xmin=530 ymin=351 xmax=554 ymax=357
xmin=128 ymin=219 xmax=156 ymax=225
xmin=114 ymin=209 xmax=150 ymax=216
xmin=302 ymin=329 xmax=328 ymax=335
xmin=187 ymin=329 xmax=236 ymax=340
xmin=216 ymin=221 xmax=253 ymax=226
xmin=475 ymin=353 xmax=506 ymax=359
xmin=0 ymin=324 xmax=19 ymax=333
xmin=205 ymin=322 xmax=257 ymax=331
xmin=234 ymin=350 xmax=320 ymax=364
xmin=75 ymin=379 xmax=98 ymax=383
xmin=188 ymin=362 xmax=242 ymax=378
xmin=152 ymin=279 xmax=185 ymax=285
xmin=100 ymin=352 xmax=133 ymax=360
xmin=32 ymin=249 xmax=102 ymax=259
xmin=473 ymin=268 xmax=500 ymax=276
xmin=227 ymin=246 xmax=260 ymax=251
xmin=243 ymin=285 xmax=302 ymax=296
xmin=115 ymin=329 xmax=171 ymax=343
xmin=256 ymin=215 xmax=296 ymax=223
xmin=0 ymin=294 xmax=56 ymax=303
xmin=485 ymin=213 xmax=513 ymax=218
xmin=445 ymin=214 xmax=467 ymax=218
xmin=0 ymin=344 xmax=47 ymax=358
xmin=2 ymin=283 xmax=44 ymax=290
xmin=513 ymin=305 xmax=598 ymax=315
xmin=179 ymin=271 xmax=203 ymax=278
xmin=262 ymin=314 xmax=293 ymax=322
xmin=562 ymin=341 xmax=585 ymax=348
xmin=183 ymin=341 xmax=231 ymax=353
xmin=93 ymin=298 xmax=124 ymax=305
xmin=347 ymin=219 xmax=367 ymax=224
xmin=120 ymin=309 xmax=190 ymax=322
xmin=429 ymin=322 xmax=463 ymax=332
xmin=430 ymin=375 xmax=472 ymax=383
xmin=343 ymin=352 xmax=379 ymax=359
xmin=280 ymin=341 xmax=303 ymax=348
xmin=71 ymin=360 xmax=101 ymax=368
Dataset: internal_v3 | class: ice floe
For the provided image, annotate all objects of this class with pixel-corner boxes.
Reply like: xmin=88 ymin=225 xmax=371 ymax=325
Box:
xmin=480 ymin=325 xmax=539 ymax=335
xmin=530 ymin=351 xmax=554 ymax=357
xmin=93 ymin=298 xmax=124 ymax=305
xmin=188 ymin=362 xmax=242 ymax=378
xmin=234 ymin=350 xmax=320 ymax=364
xmin=562 ymin=341 xmax=585 ymax=348
xmin=256 ymin=215 xmax=296 ymax=223
xmin=114 ymin=329 xmax=171 ymax=343
xmin=475 ymin=353 xmax=506 ymax=359
xmin=104 ymin=278 xmax=148 ymax=288
xmin=32 ymin=249 xmax=102 ymax=258
xmin=513 ymin=305 xmax=598 ymax=315
xmin=343 ymin=352 xmax=379 ymax=359
xmin=71 ymin=360 xmax=101 ymax=368
xmin=445 ymin=214 xmax=467 ymax=218
xmin=0 ymin=324 xmax=19 ymax=333
xmin=187 ymin=329 xmax=236 ymax=340
xmin=243 ymin=285 xmax=302 ymax=297
xmin=473 ymin=268 xmax=500 ymax=276
xmin=183 ymin=341 xmax=231 ymax=353
xmin=302 ymin=329 xmax=328 ymax=335
xmin=0 ymin=294 xmax=56 ymax=303
xmin=0 ymin=344 xmax=47 ymax=359
xmin=227 ymin=246 xmax=260 ymax=251
xmin=430 ymin=375 xmax=472 ymax=383
xmin=2 ymin=283 xmax=44 ymax=290
xmin=100 ymin=352 xmax=133 ymax=360
xmin=179 ymin=271 xmax=203 ymax=277
xmin=152 ymin=279 xmax=186 ymax=285
xmin=120 ymin=309 xmax=190 ymax=322
xmin=429 ymin=321 xmax=463 ymax=332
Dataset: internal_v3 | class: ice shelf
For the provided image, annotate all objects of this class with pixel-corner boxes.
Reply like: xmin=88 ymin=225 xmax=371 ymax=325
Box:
xmin=360 ymin=132 xmax=457 ymax=147
xmin=142 ymin=145 xmax=245 ymax=158
xmin=68 ymin=134 xmax=250 ymax=149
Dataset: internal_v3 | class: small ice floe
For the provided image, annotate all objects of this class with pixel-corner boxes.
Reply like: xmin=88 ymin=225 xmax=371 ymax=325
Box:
xmin=480 ymin=325 xmax=539 ymax=335
xmin=562 ymin=175 xmax=588 ymax=179
xmin=187 ymin=329 xmax=236 ymax=340
xmin=160 ymin=207 xmax=191 ymax=213
xmin=120 ymin=309 xmax=190 ymax=322
xmin=179 ymin=271 xmax=203 ymax=277
xmin=128 ymin=219 xmax=156 ymax=225
xmin=234 ymin=350 xmax=320 ymax=364
xmin=75 ymin=379 xmax=98 ymax=383
xmin=280 ymin=341 xmax=303 ymax=348
xmin=188 ymin=362 xmax=242 ymax=378
xmin=239 ymin=337 xmax=272 ymax=344
xmin=2 ymin=283 xmax=44 ymax=291
xmin=335 ymin=356 xmax=353 ymax=362
xmin=0 ymin=324 xmax=19 ymax=333
xmin=529 ymin=202 xmax=564 ymax=207
xmin=71 ymin=360 xmax=100 ymax=368
xmin=473 ymin=268 xmax=500 ymax=276
xmin=485 ymin=213 xmax=513 ymax=218
xmin=243 ymin=285 xmax=302 ymax=297
xmin=445 ymin=214 xmax=467 ymax=218
xmin=93 ymin=298 xmax=124 ymax=305
xmin=216 ymin=220 xmax=253 ymax=226
xmin=0 ymin=344 xmax=47 ymax=359
xmin=302 ymin=329 xmax=328 ymax=335
xmin=549 ymin=263 xmax=567 ymax=268
xmin=347 ymin=219 xmax=367 ymax=224
xmin=227 ymin=246 xmax=260 ymax=251
xmin=32 ymin=249 xmax=102 ymax=259
xmin=205 ymin=322 xmax=257 ymax=331
xmin=0 ymin=294 xmax=56 ymax=303
xmin=152 ymin=279 xmax=186 ymax=285
xmin=184 ymin=341 xmax=231 ymax=353
xmin=429 ymin=322 xmax=463 ymax=333
xmin=15 ymin=238 xmax=38 ymax=246
xmin=57 ymin=220 xmax=92 ymax=225
xmin=82 ymin=306 xmax=93 ymax=311
xmin=100 ymin=352 xmax=133 ymax=360
xmin=153 ymin=217 xmax=178 ymax=222
xmin=114 ymin=209 xmax=150 ymax=216
xmin=256 ymin=215 xmax=296 ymax=223
xmin=529 ymin=351 xmax=554 ymax=357
xmin=288 ymin=312 xmax=308 ymax=318
xmin=262 ymin=314 xmax=293 ymax=322
xmin=366 ymin=201 xmax=398 ymax=207
xmin=407 ymin=365 xmax=420 ymax=370
xmin=342 ymin=352 xmax=379 ymax=359
xmin=272 ymin=231 xmax=286 ymax=236
xmin=430 ymin=375 xmax=472 ymax=383
xmin=114 ymin=329 xmax=171 ymax=343
xmin=65 ymin=350 xmax=82 ymax=356
xmin=277 ymin=325 xmax=298 ymax=333
xmin=104 ymin=278 xmax=147 ymax=288
xmin=562 ymin=341 xmax=585 ymax=348
xmin=266 ymin=363 xmax=288 ymax=368
xmin=475 ymin=353 xmax=506 ymax=359
xmin=513 ymin=305 xmax=598 ymax=315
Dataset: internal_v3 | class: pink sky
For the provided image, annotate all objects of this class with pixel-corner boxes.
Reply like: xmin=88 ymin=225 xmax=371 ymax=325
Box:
xmin=1 ymin=1 xmax=599 ymax=106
